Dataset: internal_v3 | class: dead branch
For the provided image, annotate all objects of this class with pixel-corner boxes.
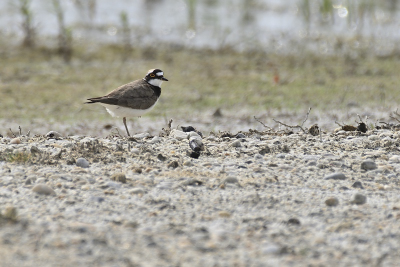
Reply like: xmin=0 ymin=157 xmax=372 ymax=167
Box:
xmin=335 ymin=121 xmax=344 ymax=127
xmin=301 ymin=107 xmax=312 ymax=128
xmin=9 ymin=128 xmax=17 ymax=138
xmin=272 ymin=107 xmax=312 ymax=133
xmin=254 ymin=116 xmax=272 ymax=130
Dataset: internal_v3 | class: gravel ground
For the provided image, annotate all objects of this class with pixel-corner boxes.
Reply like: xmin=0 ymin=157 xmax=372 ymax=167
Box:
xmin=1 ymin=117 xmax=400 ymax=266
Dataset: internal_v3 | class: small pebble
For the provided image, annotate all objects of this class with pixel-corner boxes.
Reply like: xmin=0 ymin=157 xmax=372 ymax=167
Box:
xmin=187 ymin=131 xmax=201 ymax=138
xmin=224 ymin=177 xmax=239 ymax=184
xmin=131 ymin=148 xmax=140 ymax=155
xmin=236 ymin=133 xmax=246 ymax=139
xmin=157 ymin=154 xmax=168 ymax=161
xmin=230 ymin=140 xmax=241 ymax=148
xmin=168 ymin=161 xmax=179 ymax=168
xmin=352 ymin=181 xmax=364 ymax=189
xmin=324 ymin=173 xmax=346 ymax=180
xmin=351 ymin=193 xmax=367 ymax=205
xmin=3 ymin=206 xmax=18 ymax=221
xmin=111 ymin=173 xmax=126 ymax=183
xmin=32 ymin=184 xmax=56 ymax=196
xmin=287 ymin=218 xmax=301 ymax=225
xmin=130 ymin=188 xmax=145 ymax=195
xmin=361 ymin=160 xmax=377 ymax=171
xmin=36 ymin=178 xmax=46 ymax=184
xmin=181 ymin=126 xmax=196 ymax=132
xmin=30 ymin=146 xmax=41 ymax=154
xmin=149 ymin=136 xmax=161 ymax=144
xmin=325 ymin=197 xmax=339 ymax=207
xmin=132 ymin=133 xmax=150 ymax=139
xmin=189 ymin=151 xmax=200 ymax=159
xmin=76 ymin=158 xmax=90 ymax=168
xmin=46 ymin=131 xmax=62 ymax=139
xmin=10 ymin=138 xmax=21 ymax=144
xmin=183 ymin=160 xmax=194 ymax=167
xmin=189 ymin=136 xmax=204 ymax=152
xmin=218 ymin=211 xmax=231 ymax=218
xmin=170 ymin=129 xmax=188 ymax=140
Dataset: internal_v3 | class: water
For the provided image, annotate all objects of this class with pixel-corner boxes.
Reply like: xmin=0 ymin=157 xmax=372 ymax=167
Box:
xmin=1 ymin=0 xmax=400 ymax=53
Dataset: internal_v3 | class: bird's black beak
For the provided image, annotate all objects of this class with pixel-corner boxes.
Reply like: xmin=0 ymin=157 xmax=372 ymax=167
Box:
xmin=161 ymin=77 xmax=168 ymax=81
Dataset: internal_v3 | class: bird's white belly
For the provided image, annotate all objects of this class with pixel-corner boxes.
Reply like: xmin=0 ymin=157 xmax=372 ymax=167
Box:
xmin=101 ymin=101 xmax=157 ymax=118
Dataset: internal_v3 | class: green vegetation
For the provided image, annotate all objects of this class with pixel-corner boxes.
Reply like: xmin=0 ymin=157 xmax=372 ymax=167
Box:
xmin=3 ymin=151 xmax=31 ymax=163
xmin=0 ymin=41 xmax=399 ymax=124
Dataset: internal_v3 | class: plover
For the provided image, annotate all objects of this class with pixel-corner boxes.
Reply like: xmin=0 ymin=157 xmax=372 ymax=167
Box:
xmin=86 ymin=69 xmax=168 ymax=136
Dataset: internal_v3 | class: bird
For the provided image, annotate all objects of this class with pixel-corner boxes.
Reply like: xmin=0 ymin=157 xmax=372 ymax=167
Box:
xmin=86 ymin=68 xmax=168 ymax=136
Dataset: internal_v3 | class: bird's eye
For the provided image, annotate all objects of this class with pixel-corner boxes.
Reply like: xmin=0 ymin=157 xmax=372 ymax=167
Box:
xmin=150 ymin=73 xmax=155 ymax=77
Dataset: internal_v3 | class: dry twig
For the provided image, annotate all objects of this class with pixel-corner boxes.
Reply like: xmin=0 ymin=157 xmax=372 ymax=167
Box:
xmin=254 ymin=116 xmax=272 ymax=130
xmin=389 ymin=108 xmax=400 ymax=123
xmin=273 ymin=107 xmax=312 ymax=133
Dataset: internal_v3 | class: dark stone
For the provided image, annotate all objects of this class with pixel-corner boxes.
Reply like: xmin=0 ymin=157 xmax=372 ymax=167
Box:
xmin=352 ymin=181 xmax=364 ymax=189
xmin=181 ymin=126 xmax=196 ymax=132
xmin=189 ymin=151 xmax=200 ymax=159
xmin=236 ymin=133 xmax=246 ymax=139
xmin=357 ymin=122 xmax=368 ymax=133
xmin=157 ymin=154 xmax=167 ymax=161
xmin=259 ymin=146 xmax=271 ymax=155
xmin=168 ymin=161 xmax=179 ymax=168
xmin=287 ymin=218 xmax=301 ymax=225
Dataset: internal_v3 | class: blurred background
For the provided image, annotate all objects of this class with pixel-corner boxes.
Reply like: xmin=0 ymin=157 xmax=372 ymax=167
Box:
xmin=1 ymin=0 xmax=400 ymax=136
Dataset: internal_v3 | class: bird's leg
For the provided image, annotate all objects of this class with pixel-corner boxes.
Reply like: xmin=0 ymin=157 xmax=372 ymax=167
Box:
xmin=123 ymin=117 xmax=131 ymax=136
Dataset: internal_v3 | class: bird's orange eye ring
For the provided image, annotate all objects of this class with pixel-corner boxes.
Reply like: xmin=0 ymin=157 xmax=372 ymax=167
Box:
xmin=150 ymin=73 xmax=155 ymax=77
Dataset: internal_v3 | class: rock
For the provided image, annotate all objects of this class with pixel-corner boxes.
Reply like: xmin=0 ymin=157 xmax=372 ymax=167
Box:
xmin=308 ymin=124 xmax=320 ymax=136
xmin=3 ymin=206 xmax=18 ymax=221
xmin=361 ymin=160 xmax=377 ymax=171
xmin=218 ymin=211 xmax=231 ymax=218
xmin=189 ymin=151 xmax=200 ymax=159
xmin=30 ymin=146 xmax=41 ymax=154
xmin=357 ymin=122 xmax=368 ymax=133
xmin=111 ymin=173 xmax=126 ymax=183
xmin=76 ymin=158 xmax=90 ymax=168
xmin=170 ymin=129 xmax=188 ymax=140
xmin=89 ymin=196 xmax=105 ymax=203
xmin=224 ymin=177 xmax=239 ymax=184
xmin=183 ymin=160 xmax=194 ymax=167
xmin=130 ymin=188 xmax=145 ymax=195
xmin=10 ymin=138 xmax=21 ymax=144
xmin=325 ymin=197 xmax=339 ymax=207
xmin=36 ymin=178 xmax=46 ymax=184
xmin=352 ymin=181 xmax=364 ymax=189
xmin=351 ymin=193 xmax=367 ymax=205
xmin=132 ymin=133 xmax=150 ymax=139
xmin=181 ymin=178 xmax=203 ymax=186
xmin=230 ymin=140 xmax=242 ymax=148
xmin=187 ymin=131 xmax=201 ymax=139
xmin=287 ymin=218 xmax=301 ymax=225
xmin=324 ymin=173 xmax=346 ymax=180
xmin=168 ymin=161 xmax=179 ymax=168
xmin=236 ymin=133 xmax=246 ymax=139
xmin=259 ymin=147 xmax=271 ymax=155
xmin=32 ymin=184 xmax=56 ymax=196
xmin=46 ymin=131 xmax=62 ymax=139
xmin=157 ymin=154 xmax=167 ymax=161
xmin=181 ymin=126 xmax=196 ymax=132
xmin=131 ymin=148 xmax=140 ymax=155
xmin=368 ymin=135 xmax=379 ymax=141
xmin=149 ymin=136 xmax=161 ymax=143
xmin=189 ymin=136 xmax=204 ymax=152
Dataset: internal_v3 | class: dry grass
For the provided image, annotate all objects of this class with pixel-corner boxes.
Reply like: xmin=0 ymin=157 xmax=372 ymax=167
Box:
xmin=1 ymin=42 xmax=400 ymax=124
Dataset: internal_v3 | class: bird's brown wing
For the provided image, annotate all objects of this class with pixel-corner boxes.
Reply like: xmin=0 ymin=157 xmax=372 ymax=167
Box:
xmin=86 ymin=79 xmax=159 ymax=110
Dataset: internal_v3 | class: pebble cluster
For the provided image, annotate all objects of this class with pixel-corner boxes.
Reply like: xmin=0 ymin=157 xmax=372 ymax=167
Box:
xmin=1 ymin=127 xmax=400 ymax=266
